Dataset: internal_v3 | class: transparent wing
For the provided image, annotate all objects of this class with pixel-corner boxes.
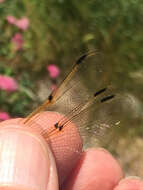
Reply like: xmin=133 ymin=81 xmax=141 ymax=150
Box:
xmin=24 ymin=50 xmax=107 ymax=123
xmin=23 ymin=51 xmax=95 ymax=123
xmin=22 ymin=51 xmax=134 ymax=148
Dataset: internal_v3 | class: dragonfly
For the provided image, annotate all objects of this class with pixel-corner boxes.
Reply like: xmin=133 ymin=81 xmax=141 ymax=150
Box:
xmin=22 ymin=51 xmax=119 ymax=144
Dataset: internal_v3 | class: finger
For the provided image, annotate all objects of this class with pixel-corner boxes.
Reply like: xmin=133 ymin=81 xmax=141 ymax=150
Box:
xmin=28 ymin=112 xmax=83 ymax=185
xmin=0 ymin=118 xmax=58 ymax=190
xmin=113 ymin=177 xmax=143 ymax=190
xmin=62 ymin=148 xmax=123 ymax=190
xmin=0 ymin=111 xmax=83 ymax=186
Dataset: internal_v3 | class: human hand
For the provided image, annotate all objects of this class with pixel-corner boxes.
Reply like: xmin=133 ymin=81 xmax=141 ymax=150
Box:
xmin=0 ymin=112 xmax=143 ymax=190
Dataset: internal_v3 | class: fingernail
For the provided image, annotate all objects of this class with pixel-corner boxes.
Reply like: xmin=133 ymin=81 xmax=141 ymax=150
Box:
xmin=0 ymin=124 xmax=58 ymax=190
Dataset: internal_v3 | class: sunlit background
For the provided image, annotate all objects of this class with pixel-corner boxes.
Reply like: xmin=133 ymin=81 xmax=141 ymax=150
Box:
xmin=0 ymin=0 xmax=143 ymax=178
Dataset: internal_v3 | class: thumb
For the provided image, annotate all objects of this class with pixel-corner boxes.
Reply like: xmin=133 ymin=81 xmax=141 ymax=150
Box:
xmin=0 ymin=119 xmax=59 ymax=190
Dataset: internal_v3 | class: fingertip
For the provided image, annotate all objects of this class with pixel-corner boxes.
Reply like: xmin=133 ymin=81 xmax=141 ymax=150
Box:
xmin=63 ymin=148 xmax=123 ymax=190
xmin=31 ymin=111 xmax=83 ymax=185
xmin=114 ymin=177 xmax=143 ymax=190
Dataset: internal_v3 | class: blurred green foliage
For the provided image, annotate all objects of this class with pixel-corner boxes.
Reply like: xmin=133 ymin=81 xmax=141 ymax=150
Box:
xmin=0 ymin=0 xmax=143 ymax=118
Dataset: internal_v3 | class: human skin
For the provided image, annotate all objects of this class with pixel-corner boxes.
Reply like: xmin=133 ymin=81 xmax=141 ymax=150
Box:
xmin=0 ymin=111 xmax=142 ymax=190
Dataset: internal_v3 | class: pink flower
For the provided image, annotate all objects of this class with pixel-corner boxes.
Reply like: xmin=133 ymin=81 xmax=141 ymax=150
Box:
xmin=6 ymin=16 xmax=29 ymax=31
xmin=47 ymin=64 xmax=60 ymax=79
xmin=0 ymin=0 xmax=4 ymax=3
xmin=15 ymin=17 xmax=29 ymax=31
xmin=6 ymin=15 xmax=16 ymax=25
xmin=0 ymin=75 xmax=18 ymax=92
xmin=0 ymin=112 xmax=11 ymax=121
xmin=11 ymin=33 xmax=24 ymax=50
